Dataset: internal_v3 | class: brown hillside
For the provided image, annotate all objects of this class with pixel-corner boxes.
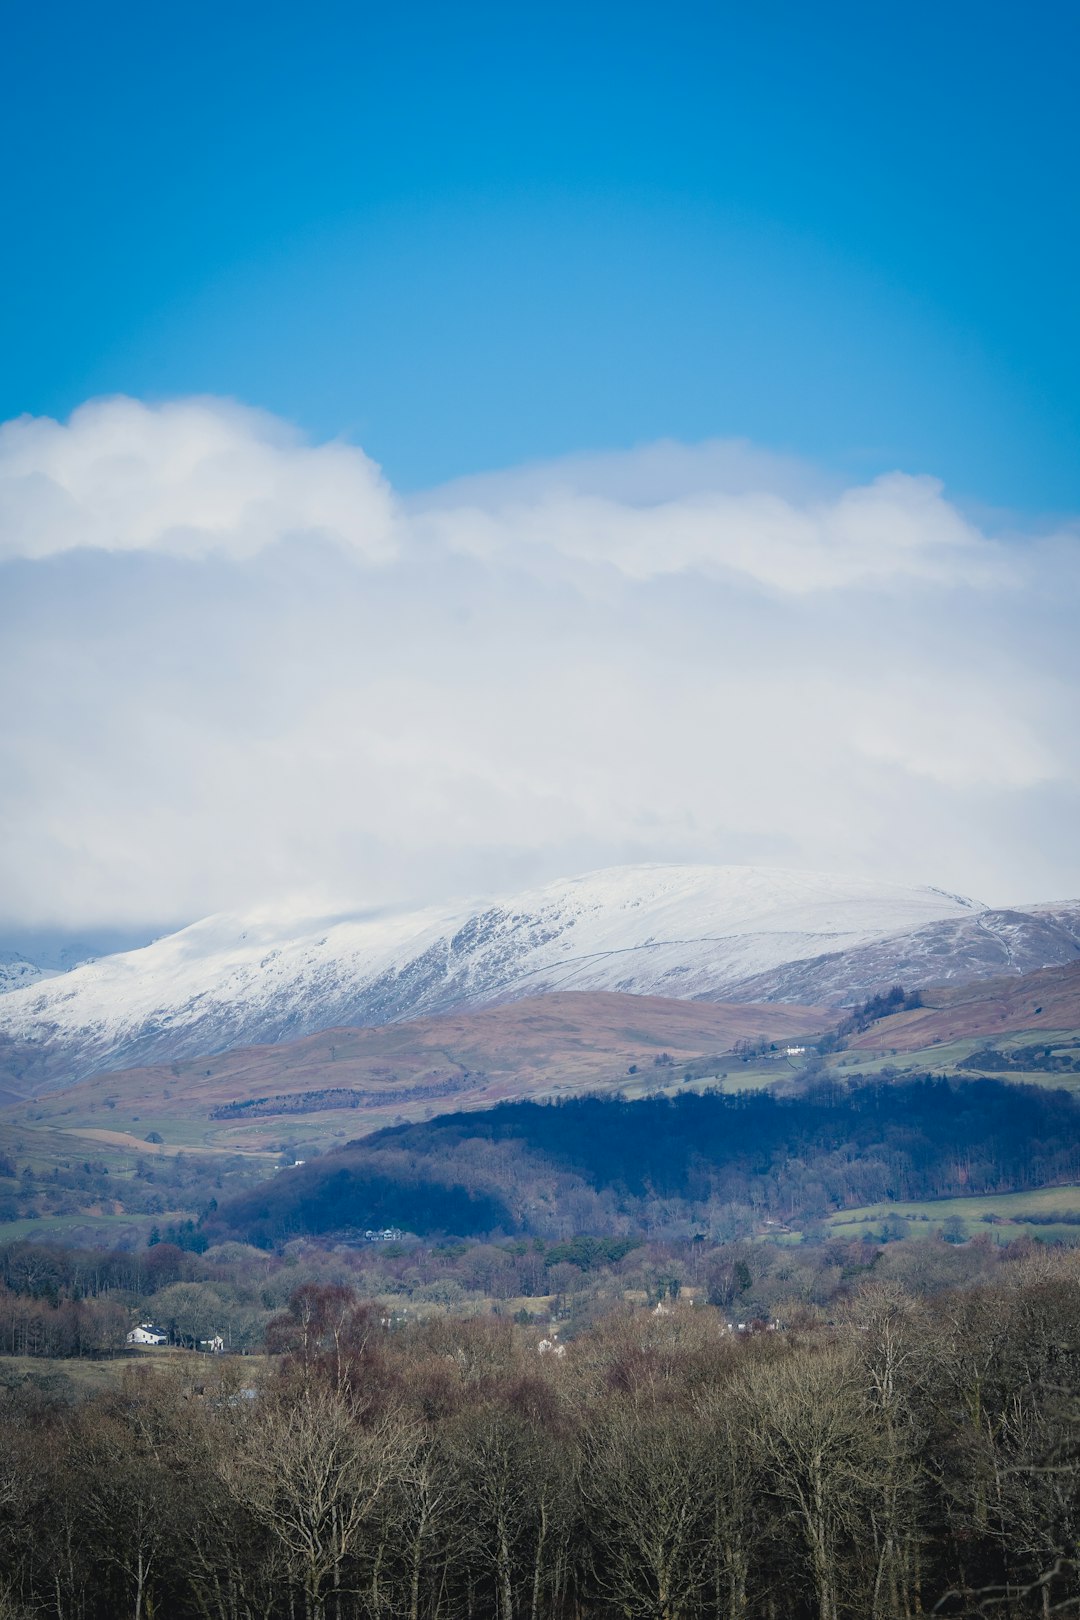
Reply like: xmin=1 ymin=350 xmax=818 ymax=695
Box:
xmin=124 ymin=988 xmax=830 ymax=1093
xmin=845 ymin=960 xmax=1080 ymax=1055
xmin=5 ymin=991 xmax=828 ymax=1155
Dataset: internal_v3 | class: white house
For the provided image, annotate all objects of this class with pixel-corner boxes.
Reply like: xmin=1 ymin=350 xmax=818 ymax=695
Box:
xmin=199 ymin=1334 xmax=225 ymax=1354
xmin=127 ymin=1323 xmax=168 ymax=1346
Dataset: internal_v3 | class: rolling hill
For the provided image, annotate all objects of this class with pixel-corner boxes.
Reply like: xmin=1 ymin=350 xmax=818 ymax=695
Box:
xmin=6 ymin=957 xmax=1080 ymax=1244
xmin=1 ymin=989 xmax=828 ymax=1157
xmin=843 ymin=958 xmax=1080 ymax=1056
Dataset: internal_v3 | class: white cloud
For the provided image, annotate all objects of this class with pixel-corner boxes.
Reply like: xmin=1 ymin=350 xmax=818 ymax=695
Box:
xmin=0 ymin=396 xmax=397 ymax=562
xmin=0 ymin=395 xmax=1077 ymax=927
xmin=414 ymin=456 xmax=1007 ymax=593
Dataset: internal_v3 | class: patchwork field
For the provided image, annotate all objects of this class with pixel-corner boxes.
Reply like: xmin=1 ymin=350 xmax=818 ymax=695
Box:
xmin=830 ymin=1032 xmax=1080 ymax=1089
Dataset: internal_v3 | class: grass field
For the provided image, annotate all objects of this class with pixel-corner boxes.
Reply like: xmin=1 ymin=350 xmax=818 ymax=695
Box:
xmin=0 ymin=1346 xmax=273 ymax=1396
xmin=0 ymin=1210 xmax=190 ymax=1244
xmin=828 ymin=1028 xmax=1080 ymax=1093
xmin=828 ymin=1184 xmax=1080 ymax=1241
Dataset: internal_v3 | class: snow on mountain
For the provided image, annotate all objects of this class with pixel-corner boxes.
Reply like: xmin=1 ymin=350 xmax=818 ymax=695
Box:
xmin=0 ymin=955 xmax=56 ymax=996
xmin=0 ymin=929 xmax=151 ymax=997
xmin=725 ymin=902 xmax=1080 ymax=1005
xmin=0 ymin=865 xmax=986 ymax=1090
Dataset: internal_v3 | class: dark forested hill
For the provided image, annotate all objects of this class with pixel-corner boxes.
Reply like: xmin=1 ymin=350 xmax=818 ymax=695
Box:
xmin=206 ymin=1077 xmax=1080 ymax=1247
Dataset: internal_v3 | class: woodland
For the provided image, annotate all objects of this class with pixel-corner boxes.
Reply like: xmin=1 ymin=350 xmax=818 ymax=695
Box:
xmin=2 ymin=1253 xmax=1080 ymax=1619
xmin=0 ymin=1218 xmax=1050 ymax=1360
xmin=3 ymin=1082 xmax=1080 ymax=1619
xmin=206 ymin=1079 xmax=1080 ymax=1247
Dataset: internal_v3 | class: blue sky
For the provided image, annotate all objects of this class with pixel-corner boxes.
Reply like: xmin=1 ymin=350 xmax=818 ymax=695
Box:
xmin=4 ymin=0 xmax=1078 ymax=508
xmin=2 ymin=2 xmax=1079 ymax=929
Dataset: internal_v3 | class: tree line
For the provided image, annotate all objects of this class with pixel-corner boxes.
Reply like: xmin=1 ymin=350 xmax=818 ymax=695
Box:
xmin=2 ymin=1254 xmax=1080 ymax=1619
xmin=4 ymin=1214 xmax=1076 ymax=1366
xmin=210 ymin=1073 xmax=475 ymax=1120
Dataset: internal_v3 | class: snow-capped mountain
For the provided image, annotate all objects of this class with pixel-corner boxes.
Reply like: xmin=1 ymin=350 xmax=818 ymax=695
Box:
xmin=0 ymin=929 xmax=150 ymax=998
xmin=0 ymin=954 xmax=56 ymax=996
xmin=726 ymin=903 xmax=1080 ymax=1004
xmin=0 ymin=864 xmax=998 ymax=1092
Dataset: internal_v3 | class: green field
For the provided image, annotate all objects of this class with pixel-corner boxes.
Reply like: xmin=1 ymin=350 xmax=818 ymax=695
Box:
xmin=0 ymin=1210 xmax=178 ymax=1245
xmin=828 ymin=1183 xmax=1080 ymax=1241
xmin=830 ymin=1028 xmax=1080 ymax=1092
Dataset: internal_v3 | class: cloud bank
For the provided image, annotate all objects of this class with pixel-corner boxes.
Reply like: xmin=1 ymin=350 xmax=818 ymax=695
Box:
xmin=0 ymin=397 xmax=396 ymax=563
xmin=1 ymin=395 xmax=1077 ymax=927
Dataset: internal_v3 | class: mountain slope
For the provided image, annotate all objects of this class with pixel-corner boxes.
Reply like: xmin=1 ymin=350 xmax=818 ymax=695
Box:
xmin=727 ymin=903 xmax=1080 ymax=1004
xmin=0 ymin=930 xmax=153 ymax=996
xmin=0 ymin=864 xmax=981 ymax=1090
xmin=0 ymin=955 xmax=54 ymax=996
xmin=842 ymin=958 xmax=1080 ymax=1056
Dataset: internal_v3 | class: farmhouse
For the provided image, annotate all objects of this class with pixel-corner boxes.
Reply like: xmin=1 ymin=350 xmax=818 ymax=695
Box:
xmin=127 ymin=1323 xmax=168 ymax=1346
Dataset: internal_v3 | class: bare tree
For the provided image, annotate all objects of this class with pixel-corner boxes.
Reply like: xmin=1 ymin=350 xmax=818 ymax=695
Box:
xmin=70 ymin=1403 xmax=177 ymax=1620
xmin=849 ymin=1283 xmax=930 ymax=1620
xmin=737 ymin=1342 xmax=887 ymax=1620
xmin=695 ymin=1388 xmax=768 ymax=1620
xmin=218 ymin=1380 xmax=417 ymax=1620
xmin=446 ymin=1403 xmax=567 ymax=1620
xmin=582 ymin=1399 xmax=710 ymax=1620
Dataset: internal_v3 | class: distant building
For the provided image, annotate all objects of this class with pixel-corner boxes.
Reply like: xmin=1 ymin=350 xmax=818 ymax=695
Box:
xmin=364 ymin=1227 xmax=405 ymax=1243
xmin=785 ymin=1046 xmax=806 ymax=1056
xmin=127 ymin=1323 xmax=168 ymax=1346
xmin=199 ymin=1334 xmax=225 ymax=1354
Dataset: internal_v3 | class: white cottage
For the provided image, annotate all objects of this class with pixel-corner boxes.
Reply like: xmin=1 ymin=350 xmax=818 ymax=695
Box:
xmin=127 ymin=1323 xmax=168 ymax=1346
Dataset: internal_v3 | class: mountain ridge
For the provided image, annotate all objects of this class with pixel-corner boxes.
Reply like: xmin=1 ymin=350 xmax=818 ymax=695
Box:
xmin=0 ymin=864 xmax=982 ymax=1090
xmin=724 ymin=902 xmax=1080 ymax=1004
xmin=0 ymin=862 xmax=1075 ymax=1096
